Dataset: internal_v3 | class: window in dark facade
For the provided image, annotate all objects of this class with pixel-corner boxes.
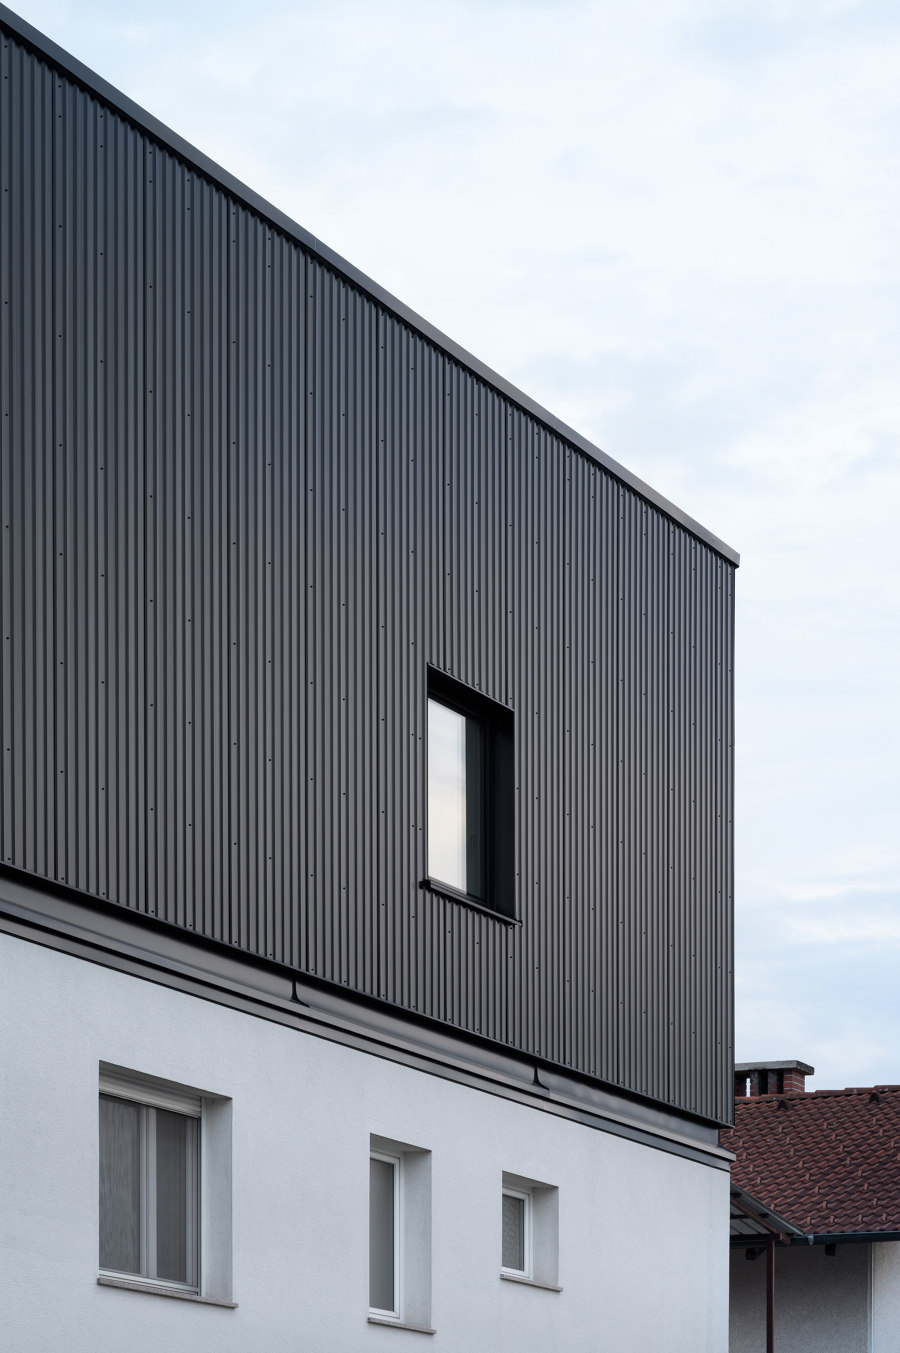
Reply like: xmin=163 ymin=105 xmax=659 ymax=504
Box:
xmin=425 ymin=669 xmax=514 ymax=919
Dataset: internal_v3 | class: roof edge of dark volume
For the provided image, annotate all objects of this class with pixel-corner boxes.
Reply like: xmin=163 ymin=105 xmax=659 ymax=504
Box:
xmin=0 ymin=0 xmax=739 ymax=568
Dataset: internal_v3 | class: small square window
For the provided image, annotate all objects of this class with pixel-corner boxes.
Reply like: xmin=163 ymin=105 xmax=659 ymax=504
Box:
xmin=500 ymin=1171 xmax=560 ymax=1290
xmin=426 ymin=669 xmax=514 ymax=918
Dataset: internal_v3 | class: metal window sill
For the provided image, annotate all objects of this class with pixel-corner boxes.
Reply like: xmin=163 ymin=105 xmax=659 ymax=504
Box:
xmin=367 ymin=1315 xmax=436 ymax=1334
xmin=420 ymin=878 xmax=520 ymax=925
xmin=500 ymin=1272 xmax=562 ymax=1292
xmin=97 ymin=1275 xmax=238 ymax=1307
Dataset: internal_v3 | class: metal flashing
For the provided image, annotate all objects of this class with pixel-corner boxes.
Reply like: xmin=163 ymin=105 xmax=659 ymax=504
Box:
xmin=735 ymin=1061 xmax=815 ymax=1075
xmin=0 ymin=871 xmax=730 ymax=1168
xmin=366 ymin=1316 xmax=436 ymax=1334
xmin=730 ymin=1185 xmax=805 ymax=1243
xmin=97 ymin=1276 xmax=238 ymax=1308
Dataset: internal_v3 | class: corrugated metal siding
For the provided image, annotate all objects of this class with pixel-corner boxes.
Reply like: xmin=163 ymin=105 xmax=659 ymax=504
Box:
xmin=0 ymin=26 xmax=734 ymax=1123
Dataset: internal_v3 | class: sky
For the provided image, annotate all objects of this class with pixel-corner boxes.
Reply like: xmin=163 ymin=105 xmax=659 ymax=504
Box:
xmin=10 ymin=0 xmax=899 ymax=1092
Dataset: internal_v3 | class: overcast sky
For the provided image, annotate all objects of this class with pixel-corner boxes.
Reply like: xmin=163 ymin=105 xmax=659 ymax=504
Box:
xmin=12 ymin=0 xmax=899 ymax=1091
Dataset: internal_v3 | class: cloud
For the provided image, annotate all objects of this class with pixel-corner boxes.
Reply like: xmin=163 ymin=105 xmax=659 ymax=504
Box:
xmin=737 ymin=890 xmax=900 ymax=1088
xmin=10 ymin=0 xmax=900 ymax=1094
xmin=687 ymin=0 xmax=900 ymax=69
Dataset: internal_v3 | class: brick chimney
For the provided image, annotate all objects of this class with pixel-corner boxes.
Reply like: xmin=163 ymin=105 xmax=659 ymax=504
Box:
xmin=734 ymin=1060 xmax=814 ymax=1097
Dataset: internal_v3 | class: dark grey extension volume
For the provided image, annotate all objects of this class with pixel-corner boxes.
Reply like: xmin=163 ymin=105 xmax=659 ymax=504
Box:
xmin=0 ymin=5 xmax=736 ymax=1126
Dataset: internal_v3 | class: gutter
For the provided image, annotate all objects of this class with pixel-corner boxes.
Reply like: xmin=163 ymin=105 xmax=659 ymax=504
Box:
xmin=799 ymin=1232 xmax=900 ymax=1246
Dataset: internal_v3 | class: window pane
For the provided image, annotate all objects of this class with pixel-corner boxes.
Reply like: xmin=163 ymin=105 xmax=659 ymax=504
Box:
xmin=428 ymin=699 xmax=467 ymax=892
xmin=502 ymin=1193 xmax=526 ymax=1271
xmin=99 ymin=1095 xmax=142 ymax=1274
xmin=155 ymin=1109 xmax=198 ymax=1285
xmin=465 ymin=715 xmax=484 ymax=898
xmin=369 ymin=1157 xmax=396 ymax=1312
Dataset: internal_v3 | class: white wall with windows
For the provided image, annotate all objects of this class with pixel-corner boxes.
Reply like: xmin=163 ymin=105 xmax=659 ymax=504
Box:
xmin=1 ymin=932 xmax=729 ymax=1353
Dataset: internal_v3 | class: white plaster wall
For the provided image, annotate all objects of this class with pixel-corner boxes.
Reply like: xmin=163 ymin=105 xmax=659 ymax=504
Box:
xmin=872 ymin=1242 xmax=900 ymax=1352
xmin=730 ymin=1242 xmax=868 ymax=1353
xmin=1 ymin=933 xmax=729 ymax=1353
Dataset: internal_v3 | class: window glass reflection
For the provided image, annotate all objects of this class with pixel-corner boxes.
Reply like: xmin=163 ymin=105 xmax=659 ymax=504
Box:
xmin=428 ymin=700 xmax=466 ymax=892
xmin=502 ymin=1192 xmax=526 ymax=1272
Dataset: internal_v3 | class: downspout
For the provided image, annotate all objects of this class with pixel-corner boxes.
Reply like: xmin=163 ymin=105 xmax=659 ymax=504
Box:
xmin=766 ymin=1233 xmax=775 ymax=1353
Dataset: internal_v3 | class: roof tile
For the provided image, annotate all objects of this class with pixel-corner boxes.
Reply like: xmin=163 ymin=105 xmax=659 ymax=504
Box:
xmin=722 ymin=1086 xmax=900 ymax=1235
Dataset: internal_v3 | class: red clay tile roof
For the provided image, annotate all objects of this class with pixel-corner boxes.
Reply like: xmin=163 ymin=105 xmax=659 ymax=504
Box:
xmin=722 ymin=1085 xmax=900 ymax=1236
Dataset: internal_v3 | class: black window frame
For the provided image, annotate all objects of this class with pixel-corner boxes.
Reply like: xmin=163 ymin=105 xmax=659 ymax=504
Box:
xmin=423 ymin=667 xmax=515 ymax=921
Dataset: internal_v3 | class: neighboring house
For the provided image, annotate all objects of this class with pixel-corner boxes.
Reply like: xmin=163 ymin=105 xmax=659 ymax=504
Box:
xmin=725 ymin=1059 xmax=900 ymax=1353
xmin=0 ymin=6 xmax=738 ymax=1351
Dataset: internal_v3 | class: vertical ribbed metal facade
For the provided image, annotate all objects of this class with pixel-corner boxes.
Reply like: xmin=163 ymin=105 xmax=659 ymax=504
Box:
xmin=0 ymin=21 xmax=735 ymax=1123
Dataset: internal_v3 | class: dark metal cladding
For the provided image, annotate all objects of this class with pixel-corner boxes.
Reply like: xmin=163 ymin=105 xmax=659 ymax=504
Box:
xmin=0 ymin=19 xmax=735 ymax=1123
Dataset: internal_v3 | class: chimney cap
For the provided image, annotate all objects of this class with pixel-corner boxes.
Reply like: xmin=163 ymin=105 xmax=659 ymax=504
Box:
xmin=735 ymin=1060 xmax=815 ymax=1075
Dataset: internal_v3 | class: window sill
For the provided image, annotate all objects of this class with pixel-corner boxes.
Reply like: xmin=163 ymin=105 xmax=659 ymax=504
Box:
xmin=500 ymin=1272 xmax=562 ymax=1292
xmin=420 ymin=878 xmax=520 ymax=925
xmin=367 ymin=1315 xmax=435 ymax=1334
xmin=97 ymin=1275 xmax=238 ymax=1308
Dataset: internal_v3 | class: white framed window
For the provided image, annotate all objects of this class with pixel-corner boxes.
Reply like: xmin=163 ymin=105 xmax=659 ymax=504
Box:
xmin=501 ymin=1186 xmax=532 ymax=1277
xmin=369 ymin=1150 xmax=402 ymax=1317
xmin=98 ymin=1065 xmax=233 ymax=1304
xmin=99 ymin=1071 xmax=200 ymax=1291
xmin=368 ymin=1134 xmax=432 ymax=1331
xmin=500 ymin=1171 xmax=561 ymax=1291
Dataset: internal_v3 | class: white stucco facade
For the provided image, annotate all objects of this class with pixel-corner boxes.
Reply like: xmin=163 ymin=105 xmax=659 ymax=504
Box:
xmin=2 ymin=932 xmax=730 ymax=1353
xmin=730 ymin=1240 xmax=900 ymax=1353
xmin=872 ymin=1243 xmax=900 ymax=1353
xmin=730 ymin=1244 xmax=868 ymax=1353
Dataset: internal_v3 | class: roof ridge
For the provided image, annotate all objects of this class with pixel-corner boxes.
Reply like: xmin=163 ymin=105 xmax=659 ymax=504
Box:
xmin=734 ymin=1085 xmax=900 ymax=1105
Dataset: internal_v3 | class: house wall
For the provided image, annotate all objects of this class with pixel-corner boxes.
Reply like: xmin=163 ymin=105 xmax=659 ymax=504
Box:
xmin=729 ymin=1243 xmax=869 ymax=1353
xmin=872 ymin=1242 xmax=900 ymax=1352
xmin=1 ymin=931 xmax=730 ymax=1353
xmin=0 ymin=8 xmax=735 ymax=1124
